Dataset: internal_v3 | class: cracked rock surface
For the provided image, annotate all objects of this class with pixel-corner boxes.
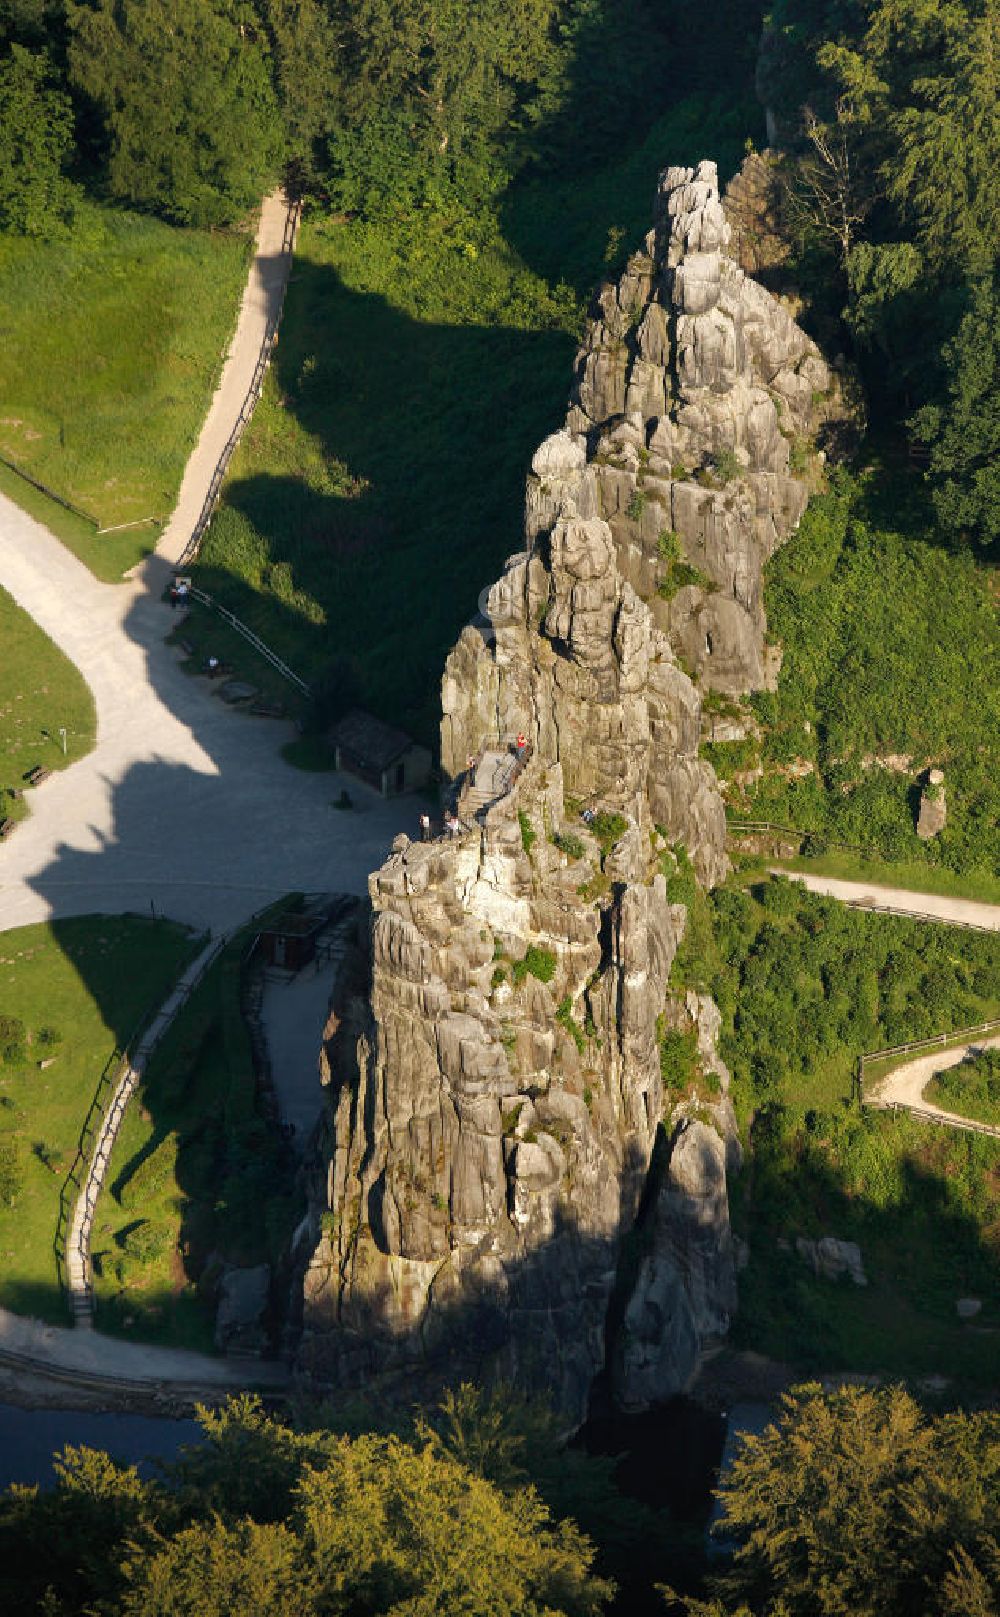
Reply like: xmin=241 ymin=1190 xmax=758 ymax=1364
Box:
xmin=298 ymin=160 xmax=835 ymax=1422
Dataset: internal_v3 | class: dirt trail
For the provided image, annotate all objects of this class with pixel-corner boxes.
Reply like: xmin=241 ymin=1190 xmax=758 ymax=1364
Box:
xmin=775 ymin=869 xmax=1000 ymax=932
xmin=155 ymin=189 xmax=297 ymax=566
xmin=868 ymin=1034 xmax=1000 ymax=1136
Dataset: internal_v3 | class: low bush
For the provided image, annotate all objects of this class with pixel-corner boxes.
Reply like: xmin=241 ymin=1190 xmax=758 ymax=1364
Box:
xmin=512 ymin=945 xmax=557 ymax=985
xmin=926 ymin=1048 xmax=1000 ymax=1126
xmin=659 ymin=1025 xmax=698 ymax=1094
xmin=518 ymin=810 xmax=536 ymax=856
xmin=116 ymin=1133 xmax=177 ymax=1212
xmin=0 ymin=1017 xmax=26 ymax=1066
xmin=556 ymin=997 xmax=587 ymax=1053
xmin=553 ymin=830 xmax=585 ymax=861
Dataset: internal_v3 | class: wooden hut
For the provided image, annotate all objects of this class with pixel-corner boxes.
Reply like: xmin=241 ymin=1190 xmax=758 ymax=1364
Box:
xmin=328 ymin=709 xmax=431 ymax=796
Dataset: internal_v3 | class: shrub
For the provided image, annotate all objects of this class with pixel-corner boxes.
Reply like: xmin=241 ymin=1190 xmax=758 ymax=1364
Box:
xmin=714 ymin=447 xmax=742 ymax=483
xmin=518 ymin=810 xmax=536 ymax=856
xmin=120 ymin=1220 xmax=169 ymax=1264
xmin=590 ymin=811 xmax=628 ymax=859
xmin=556 ymin=997 xmax=587 ymax=1053
xmin=512 ymin=945 xmax=557 ymax=985
xmin=36 ymin=1025 xmax=61 ymax=1048
xmin=0 ymin=1016 xmax=26 ymax=1066
xmin=626 ymin=490 xmax=647 ymax=520
xmin=659 ymin=1026 xmax=698 ymax=1093
xmin=117 ymin=1133 xmax=177 ymax=1212
xmin=554 ymin=830 xmax=585 ymax=861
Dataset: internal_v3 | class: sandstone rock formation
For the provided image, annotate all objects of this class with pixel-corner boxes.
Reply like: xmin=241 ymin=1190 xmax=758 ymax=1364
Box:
xmin=299 ymin=160 xmax=836 ymax=1424
xmin=917 ymin=768 xmax=947 ymax=840
xmin=560 ymin=159 xmax=842 ymax=694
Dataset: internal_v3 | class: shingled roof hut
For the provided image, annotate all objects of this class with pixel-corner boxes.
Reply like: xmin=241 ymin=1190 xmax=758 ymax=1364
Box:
xmin=328 ymin=709 xmax=431 ymax=797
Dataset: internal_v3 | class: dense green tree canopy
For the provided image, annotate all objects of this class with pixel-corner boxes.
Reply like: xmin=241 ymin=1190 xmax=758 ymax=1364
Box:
xmin=0 ymin=1396 xmax=613 ymax=1617
xmin=0 ymin=42 xmax=75 ymax=233
xmin=666 ymin=1384 xmax=1000 ymax=1617
xmin=66 ymin=0 xmax=282 ymax=225
xmin=910 ymin=268 xmax=1000 ymax=547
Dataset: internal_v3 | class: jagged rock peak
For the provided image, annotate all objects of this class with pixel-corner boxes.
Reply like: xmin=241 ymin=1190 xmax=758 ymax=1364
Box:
xmin=296 ymin=158 xmax=846 ymax=1424
xmin=567 ymin=157 xmax=846 ymax=693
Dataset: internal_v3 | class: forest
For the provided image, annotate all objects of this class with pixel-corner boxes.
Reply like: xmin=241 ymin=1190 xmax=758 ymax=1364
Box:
xmin=2 ymin=0 xmax=997 ymax=553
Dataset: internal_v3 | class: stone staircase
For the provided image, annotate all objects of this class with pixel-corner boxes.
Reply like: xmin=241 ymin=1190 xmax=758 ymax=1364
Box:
xmin=460 ymin=747 xmax=523 ymax=821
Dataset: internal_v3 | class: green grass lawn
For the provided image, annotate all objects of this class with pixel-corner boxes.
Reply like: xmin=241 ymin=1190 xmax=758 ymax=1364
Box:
xmin=93 ymin=913 xmax=301 ymax=1351
xmin=195 ymin=94 xmax=759 ymax=747
xmin=0 ymin=917 xmax=198 ymax=1323
xmin=0 ymin=587 xmax=96 ymax=821
xmin=0 ymin=199 xmax=252 ymax=578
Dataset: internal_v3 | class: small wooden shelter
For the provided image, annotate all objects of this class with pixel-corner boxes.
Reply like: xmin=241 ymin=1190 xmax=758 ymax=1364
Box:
xmin=328 ymin=709 xmax=431 ymax=796
xmin=259 ymin=908 xmax=325 ymax=972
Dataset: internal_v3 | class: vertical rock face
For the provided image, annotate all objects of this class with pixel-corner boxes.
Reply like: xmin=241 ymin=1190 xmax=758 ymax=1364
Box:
xmin=563 ymin=159 xmax=842 ymax=693
xmin=299 ymin=161 xmax=836 ymax=1424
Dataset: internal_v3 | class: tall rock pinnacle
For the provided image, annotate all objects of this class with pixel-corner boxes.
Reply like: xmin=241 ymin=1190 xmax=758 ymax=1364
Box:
xmin=298 ymin=161 xmax=840 ymax=1422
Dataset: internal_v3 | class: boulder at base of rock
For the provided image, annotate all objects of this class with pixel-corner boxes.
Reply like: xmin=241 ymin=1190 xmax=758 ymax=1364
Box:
xmin=796 ymin=1235 xmax=867 ymax=1286
xmin=956 ymin=1297 xmax=982 ymax=1320
xmin=916 ymin=768 xmax=947 ymax=840
xmin=215 ymin=1263 xmax=270 ymax=1353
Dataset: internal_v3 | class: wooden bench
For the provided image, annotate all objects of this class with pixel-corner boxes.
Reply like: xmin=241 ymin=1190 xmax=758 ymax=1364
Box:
xmin=24 ymin=765 xmax=52 ymax=787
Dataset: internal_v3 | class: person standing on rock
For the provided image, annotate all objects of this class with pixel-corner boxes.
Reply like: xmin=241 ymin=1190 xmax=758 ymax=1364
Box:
xmin=419 ymin=812 xmax=431 ymax=841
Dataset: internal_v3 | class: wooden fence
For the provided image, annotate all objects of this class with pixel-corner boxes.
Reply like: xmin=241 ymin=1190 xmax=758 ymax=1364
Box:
xmin=856 ymin=1017 xmax=1000 ymax=1135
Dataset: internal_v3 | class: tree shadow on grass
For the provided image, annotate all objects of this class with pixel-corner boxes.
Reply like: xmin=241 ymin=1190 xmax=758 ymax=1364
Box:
xmin=732 ymin=1103 xmax=1000 ymax=1386
xmin=197 ymin=262 xmax=575 ymax=743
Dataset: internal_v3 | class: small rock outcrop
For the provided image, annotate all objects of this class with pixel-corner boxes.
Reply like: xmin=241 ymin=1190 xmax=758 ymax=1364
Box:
xmin=795 ymin=1236 xmax=867 ymax=1287
xmin=299 ymin=160 xmax=838 ymax=1424
xmin=917 ymin=768 xmax=947 ymax=840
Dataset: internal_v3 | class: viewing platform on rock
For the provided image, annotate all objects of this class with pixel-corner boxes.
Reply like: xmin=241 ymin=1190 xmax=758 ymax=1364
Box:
xmin=458 ymin=737 xmax=533 ymax=824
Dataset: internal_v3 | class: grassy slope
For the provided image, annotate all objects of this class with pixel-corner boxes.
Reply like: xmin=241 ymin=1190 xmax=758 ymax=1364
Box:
xmin=94 ymin=923 xmax=300 ymax=1351
xmin=727 ymin=467 xmax=1000 ymax=881
xmin=196 ymin=96 xmax=757 ymax=744
xmin=0 ymin=587 xmax=96 ymax=820
xmin=0 ymin=917 xmax=197 ymax=1323
xmin=0 ymin=199 xmax=252 ymax=578
xmin=679 ymin=876 xmax=1000 ymax=1384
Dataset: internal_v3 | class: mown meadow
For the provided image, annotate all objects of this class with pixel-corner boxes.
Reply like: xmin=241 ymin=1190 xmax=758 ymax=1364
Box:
xmin=0 ymin=587 xmax=96 ymax=818
xmin=0 ymin=200 xmax=251 ymax=577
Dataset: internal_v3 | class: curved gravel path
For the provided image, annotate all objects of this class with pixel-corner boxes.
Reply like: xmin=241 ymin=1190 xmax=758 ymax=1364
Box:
xmin=775 ymin=869 xmax=1000 ymax=932
xmin=868 ymin=1035 xmax=1000 ymax=1136
xmin=0 ymin=193 xmax=412 ymax=1394
xmin=0 ymin=501 xmax=406 ymax=936
xmin=0 ymin=187 xmax=408 ymax=936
